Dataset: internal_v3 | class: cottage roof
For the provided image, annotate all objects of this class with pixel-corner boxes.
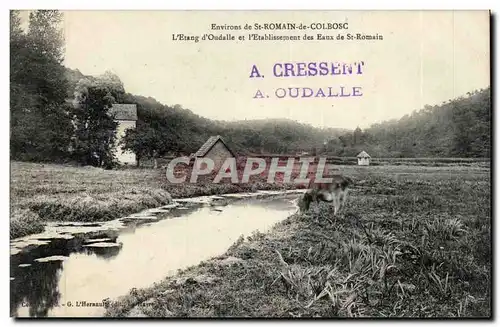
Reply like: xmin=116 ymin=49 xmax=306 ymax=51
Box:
xmin=109 ymin=104 xmax=138 ymax=121
xmin=193 ymin=135 xmax=236 ymax=157
xmin=356 ymin=150 xmax=371 ymax=158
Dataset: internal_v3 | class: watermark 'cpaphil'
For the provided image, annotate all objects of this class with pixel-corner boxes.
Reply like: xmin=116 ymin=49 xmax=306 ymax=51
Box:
xmin=165 ymin=156 xmax=333 ymax=184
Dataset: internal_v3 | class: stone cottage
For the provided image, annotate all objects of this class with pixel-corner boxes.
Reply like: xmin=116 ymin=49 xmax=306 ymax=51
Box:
xmin=191 ymin=135 xmax=236 ymax=170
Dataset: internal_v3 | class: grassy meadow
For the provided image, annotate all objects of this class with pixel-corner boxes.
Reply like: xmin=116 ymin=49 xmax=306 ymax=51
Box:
xmin=9 ymin=161 xmax=299 ymax=239
xmin=104 ymin=163 xmax=491 ymax=318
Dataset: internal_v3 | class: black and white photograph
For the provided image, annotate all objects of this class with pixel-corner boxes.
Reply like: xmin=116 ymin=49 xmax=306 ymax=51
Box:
xmin=8 ymin=9 xmax=492 ymax=318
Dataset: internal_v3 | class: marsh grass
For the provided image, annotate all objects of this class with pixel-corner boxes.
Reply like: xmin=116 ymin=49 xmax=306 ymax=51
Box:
xmin=104 ymin=163 xmax=491 ymax=318
xmin=10 ymin=208 xmax=44 ymax=238
xmin=425 ymin=217 xmax=467 ymax=240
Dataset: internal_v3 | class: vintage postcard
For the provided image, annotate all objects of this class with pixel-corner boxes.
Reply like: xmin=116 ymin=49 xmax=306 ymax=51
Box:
xmin=9 ymin=10 xmax=491 ymax=318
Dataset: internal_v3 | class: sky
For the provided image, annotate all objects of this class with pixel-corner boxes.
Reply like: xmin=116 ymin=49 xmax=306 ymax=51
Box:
xmin=19 ymin=10 xmax=490 ymax=129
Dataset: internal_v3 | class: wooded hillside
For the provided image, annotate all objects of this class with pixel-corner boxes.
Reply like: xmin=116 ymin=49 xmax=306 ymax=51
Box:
xmin=323 ymin=88 xmax=491 ymax=158
xmin=11 ymin=10 xmax=491 ymax=164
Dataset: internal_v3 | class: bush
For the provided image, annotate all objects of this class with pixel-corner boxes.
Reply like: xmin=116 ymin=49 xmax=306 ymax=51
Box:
xmin=10 ymin=208 xmax=44 ymax=239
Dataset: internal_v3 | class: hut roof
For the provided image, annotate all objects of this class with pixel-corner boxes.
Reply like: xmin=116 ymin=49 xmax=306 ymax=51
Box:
xmin=356 ymin=150 xmax=371 ymax=158
xmin=193 ymin=135 xmax=236 ymax=157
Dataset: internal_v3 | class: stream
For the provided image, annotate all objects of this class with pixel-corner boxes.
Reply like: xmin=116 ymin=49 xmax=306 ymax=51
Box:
xmin=10 ymin=190 xmax=302 ymax=318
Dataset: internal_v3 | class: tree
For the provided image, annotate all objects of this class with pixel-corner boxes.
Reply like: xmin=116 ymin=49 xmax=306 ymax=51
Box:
xmin=27 ymin=11 xmax=64 ymax=61
xmin=26 ymin=10 xmax=68 ymax=106
xmin=353 ymin=126 xmax=363 ymax=145
xmin=121 ymin=126 xmax=168 ymax=168
xmin=10 ymin=11 xmax=26 ymax=82
xmin=71 ymin=78 xmax=119 ymax=167
xmin=10 ymin=10 xmax=73 ymax=162
xmin=97 ymin=71 xmax=126 ymax=102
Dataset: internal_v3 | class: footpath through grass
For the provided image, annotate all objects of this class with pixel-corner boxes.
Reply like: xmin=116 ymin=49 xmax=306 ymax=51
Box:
xmin=105 ymin=164 xmax=491 ymax=318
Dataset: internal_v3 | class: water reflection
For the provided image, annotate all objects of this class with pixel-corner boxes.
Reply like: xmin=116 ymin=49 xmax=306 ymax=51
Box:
xmin=82 ymin=244 xmax=122 ymax=260
xmin=10 ymin=230 xmax=124 ymax=317
xmin=10 ymin=196 xmax=297 ymax=318
xmin=11 ymin=260 xmax=62 ymax=317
